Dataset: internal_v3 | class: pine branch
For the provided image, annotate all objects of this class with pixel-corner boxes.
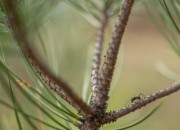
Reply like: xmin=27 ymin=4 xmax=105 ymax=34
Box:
xmin=90 ymin=4 xmax=108 ymax=109
xmin=2 ymin=0 xmax=91 ymax=116
xmin=102 ymin=82 xmax=180 ymax=124
xmin=91 ymin=0 xmax=134 ymax=114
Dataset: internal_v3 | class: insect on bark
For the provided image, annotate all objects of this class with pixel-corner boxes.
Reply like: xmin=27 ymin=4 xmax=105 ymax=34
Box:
xmin=131 ymin=93 xmax=145 ymax=103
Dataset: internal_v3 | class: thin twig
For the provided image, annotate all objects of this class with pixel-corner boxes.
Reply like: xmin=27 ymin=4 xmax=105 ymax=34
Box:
xmin=91 ymin=0 xmax=134 ymax=113
xmin=2 ymin=0 xmax=91 ymax=116
xmin=90 ymin=5 xmax=108 ymax=108
xmin=102 ymin=82 xmax=180 ymax=124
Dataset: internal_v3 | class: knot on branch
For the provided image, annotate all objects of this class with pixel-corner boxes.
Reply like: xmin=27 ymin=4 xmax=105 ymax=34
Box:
xmin=79 ymin=112 xmax=105 ymax=130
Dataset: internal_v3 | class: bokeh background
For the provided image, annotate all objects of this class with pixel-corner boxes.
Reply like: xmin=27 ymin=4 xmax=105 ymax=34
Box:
xmin=1 ymin=1 xmax=180 ymax=130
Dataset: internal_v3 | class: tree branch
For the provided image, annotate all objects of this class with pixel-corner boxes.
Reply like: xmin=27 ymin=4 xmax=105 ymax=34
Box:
xmin=102 ymin=82 xmax=180 ymax=124
xmin=2 ymin=0 xmax=91 ymax=116
xmin=91 ymin=0 xmax=134 ymax=113
xmin=90 ymin=4 xmax=108 ymax=109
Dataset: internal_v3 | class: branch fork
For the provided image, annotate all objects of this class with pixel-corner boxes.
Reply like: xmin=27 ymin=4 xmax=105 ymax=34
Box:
xmin=3 ymin=0 xmax=180 ymax=130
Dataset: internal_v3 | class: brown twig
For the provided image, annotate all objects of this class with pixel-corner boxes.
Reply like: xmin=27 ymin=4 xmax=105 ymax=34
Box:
xmin=3 ymin=0 xmax=91 ymax=116
xmin=102 ymin=82 xmax=180 ymax=124
xmin=90 ymin=5 xmax=108 ymax=109
xmin=91 ymin=0 xmax=134 ymax=113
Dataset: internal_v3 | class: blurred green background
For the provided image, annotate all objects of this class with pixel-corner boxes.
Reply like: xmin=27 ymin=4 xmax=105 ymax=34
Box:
xmin=1 ymin=1 xmax=180 ymax=130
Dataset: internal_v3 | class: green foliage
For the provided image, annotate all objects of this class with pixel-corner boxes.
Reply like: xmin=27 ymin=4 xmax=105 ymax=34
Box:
xmin=19 ymin=0 xmax=58 ymax=30
xmin=145 ymin=0 xmax=180 ymax=83
xmin=0 ymin=51 xmax=77 ymax=129
xmin=144 ymin=0 xmax=180 ymax=56
xmin=0 ymin=5 xmax=9 ymax=40
xmin=64 ymin=0 xmax=121 ymax=26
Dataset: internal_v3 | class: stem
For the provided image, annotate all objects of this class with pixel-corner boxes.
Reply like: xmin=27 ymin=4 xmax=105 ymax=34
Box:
xmin=103 ymin=82 xmax=180 ymax=124
xmin=91 ymin=0 xmax=134 ymax=114
xmin=2 ymin=0 xmax=91 ymax=116
xmin=90 ymin=5 xmax=108 ymax=109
